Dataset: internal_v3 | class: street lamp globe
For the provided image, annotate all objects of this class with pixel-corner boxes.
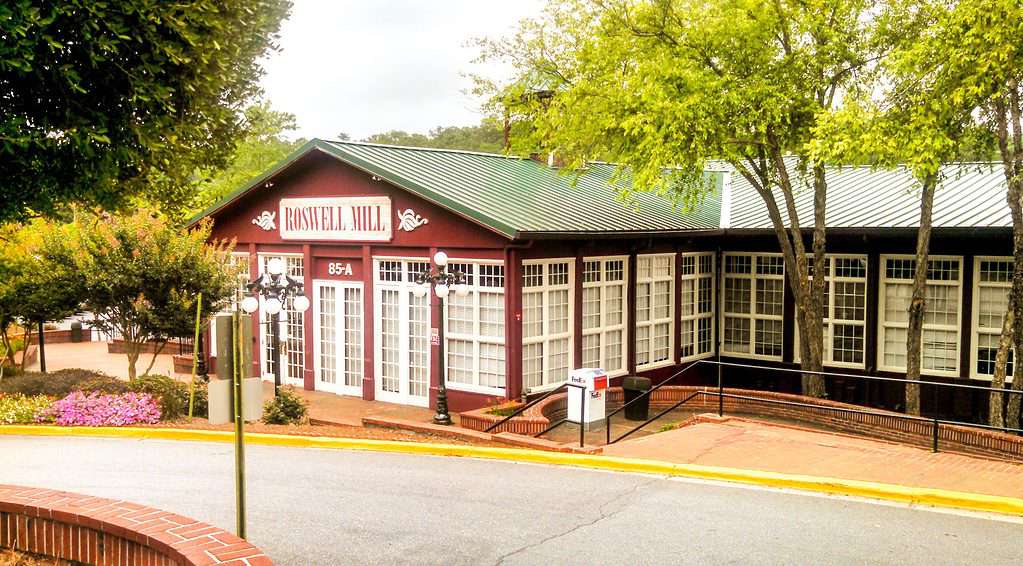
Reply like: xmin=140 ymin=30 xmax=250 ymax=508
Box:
xmin=293 ymin=295 xmax=311 ymax=312
xmin=412 ymin=283 xmax=429 ymax=299
xmin=433 ymin=250 xmax=448 ymax=267
xmin=267 ymin=257 xmax=285 ymax=276
xmin=454 ymin=283 xmax=470 ymax=297
xmin=264 ymin=297 xmax=283 ymax=315
xmin=435 ymin=283 xmax=450 ymax=298
xmin=240 ymin=296 xmax=259 ymax=314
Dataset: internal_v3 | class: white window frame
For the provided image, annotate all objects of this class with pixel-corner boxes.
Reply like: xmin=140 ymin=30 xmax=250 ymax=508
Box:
xmin=971 ymin=256 xmax=1014 ymax=382
xmin=257 ymin=253 xmax=305 ymax=386
xmin=443 ymin=260 xmax=506 ymax=395
xmin=635 ymin=253 xmax=676 ymax=371
xmin=311 ymin=280 xmax=364 ymax=396
xmin=794 ymin=254 xmax=869 ymax=369
xmin=679 ymin=252 xmax=716 ymax=363
xmin=878 ymin=254 xmax=963 ymax=377
xmin=210 ymin=252 xmax=251 ymax=358
xmin=720 ymin=252 xmax=785 ymax=362
xmin=373 ymin=257 xmax=432 ymax=407
xmin=521 ymin=258 xmax=575 ymax=393
xmin=582 ymin=256 xmax=629 ymax=377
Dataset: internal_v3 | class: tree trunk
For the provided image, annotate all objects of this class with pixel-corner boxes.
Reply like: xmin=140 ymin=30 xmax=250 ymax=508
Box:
xmin=126 ymin=343 xmax=140 ymax=382
xmin=988 ymin=309 xmax=1014 ymax=428
xmin=143 ymin=341 xmax=168 ymax=377
xmin=19 ymin=325 xmax=33 ymax=371
xmin=905 ymin=176 xmax=936 ymax=416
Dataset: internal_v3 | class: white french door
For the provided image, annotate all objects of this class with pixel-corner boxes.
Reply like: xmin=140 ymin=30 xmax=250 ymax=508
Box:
xmin=312 ymin=280 xmax=364 ymax=396
xmin=374 ymin=259 xmax=431 ymax=407
xmin=257 ymin=254 xmax=305 ymax=387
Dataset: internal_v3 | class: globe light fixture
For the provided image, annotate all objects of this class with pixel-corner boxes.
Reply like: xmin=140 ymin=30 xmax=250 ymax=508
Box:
xmin=240 ymin=257 xmax=309 ymax=396
xmin=413 ymin=250 xmax=468 ymax=426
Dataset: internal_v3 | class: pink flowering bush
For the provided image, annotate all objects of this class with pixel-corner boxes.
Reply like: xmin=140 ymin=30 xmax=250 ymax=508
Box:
xmin=38 ymin=391 xmax=161 ymax=426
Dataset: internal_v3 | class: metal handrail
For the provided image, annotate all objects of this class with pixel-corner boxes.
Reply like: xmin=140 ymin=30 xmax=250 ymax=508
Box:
xmin=485 ymin=383 xmax=568 ymax=433
xmin=534 ymin=417 xmax=568 ymax=438
xmin=605 ymin=360 xmax=704 ymax=421
xmin=608 ymin=390 xmax=704 ymax=445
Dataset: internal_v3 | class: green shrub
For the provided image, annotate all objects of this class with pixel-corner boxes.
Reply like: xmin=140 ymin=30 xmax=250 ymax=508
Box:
xmin=0 ymin=368 xmax=110 ymax=397
xmin=0 ymin=393 xmax=53 ymax=424
xmin=129 ymin=375 xmax=208 ymax=420
xmin=78 ymin=376 xmax=132 ymax=394
xmin=262 ymin=386 xmax=308 ymax=425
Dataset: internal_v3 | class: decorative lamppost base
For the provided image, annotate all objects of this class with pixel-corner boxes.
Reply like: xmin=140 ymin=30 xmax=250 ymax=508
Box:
xmin=433 ymin=412 xmax=453 ymax=426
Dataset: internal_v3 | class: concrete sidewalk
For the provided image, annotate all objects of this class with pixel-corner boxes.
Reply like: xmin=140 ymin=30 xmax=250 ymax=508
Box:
xmin=603 ymin=416 xmax=1023 ymax=500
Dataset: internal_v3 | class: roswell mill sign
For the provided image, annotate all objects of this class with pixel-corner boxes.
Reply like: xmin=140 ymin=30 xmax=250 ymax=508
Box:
xmin=279 ymin=196 xmax=392 ymax=241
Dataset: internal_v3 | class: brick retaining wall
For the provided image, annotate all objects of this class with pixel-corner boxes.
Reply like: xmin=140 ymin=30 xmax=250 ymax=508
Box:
xmin=107 ymin=339 xmax=192 ymax=356
xmin=460 ymin=386 xmax=1023 ymax=462
xmin=0 ymin=484 xmax=271 ymax=565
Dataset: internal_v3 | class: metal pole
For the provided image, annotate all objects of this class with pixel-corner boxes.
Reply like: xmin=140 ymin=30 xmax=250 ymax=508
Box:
xmin=232 ymin=309 xmax=246 ymax=538
xmin=606 ymin=414 xmax=611 ymax=446
xmin=932 ymin=415 xmax=939 ymax=453
xmin=37 ymin=321 xmax=46 ymax=374
xmin=271 ymin=310 xmax=281 ymax=396
xmin=433 ymin=290 xmax=452 ymax=425
xmin=717 ymin=363 xmax=723 ymax=417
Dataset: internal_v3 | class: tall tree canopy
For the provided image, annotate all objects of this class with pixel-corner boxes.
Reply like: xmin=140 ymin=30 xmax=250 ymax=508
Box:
xmin=477 ymin=0 xmax=882 ymax=396
xmin=0 ymin=0 xmax=291 ymax=223
xmin=363 ymin=120 xmax=505 ymax=153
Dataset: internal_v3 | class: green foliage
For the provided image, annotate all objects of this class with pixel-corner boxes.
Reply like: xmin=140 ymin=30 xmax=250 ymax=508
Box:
xmin=261 ymin=386 xmax=308 ymax=425
xmin=0 ymin=0 xmax=292 ymax=223
xmin=0 ymin=368 xmax=112 ymax=397
xmin=363 ymin=120 xmax=506 ymax=153
xmin=40 ymin=209 xmax=239 ymax=379
xmin=129 ymin=375 xmax=206 ymax=421
xmin=0 ymin=393 xmax=53 ymax=424
xmin=77 ymin=377 xmax=132 ymax=395
xmin=192 ymin=103 xmax=305 ymax=213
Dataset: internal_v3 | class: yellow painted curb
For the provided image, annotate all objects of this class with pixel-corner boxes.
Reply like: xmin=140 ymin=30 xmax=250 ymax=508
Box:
xmin=3 ymin=425 xmax=1022 ymax=517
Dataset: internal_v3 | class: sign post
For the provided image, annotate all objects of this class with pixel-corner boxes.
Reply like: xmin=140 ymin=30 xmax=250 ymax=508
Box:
xmin=232 ymin=309 xmax=246 ymax=539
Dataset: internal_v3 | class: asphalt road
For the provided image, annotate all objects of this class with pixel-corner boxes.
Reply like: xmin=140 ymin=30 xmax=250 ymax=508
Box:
xmin=1 ymin=436 xmax=1021 ymax=565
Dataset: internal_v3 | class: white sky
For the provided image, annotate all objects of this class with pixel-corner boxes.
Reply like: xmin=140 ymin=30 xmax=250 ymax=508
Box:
xmin=260 ymin=0 xmax=544 ymax=141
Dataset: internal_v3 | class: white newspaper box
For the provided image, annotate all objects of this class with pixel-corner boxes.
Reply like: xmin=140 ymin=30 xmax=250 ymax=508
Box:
xmin=567 ymin=368 xmax=609 ymax=429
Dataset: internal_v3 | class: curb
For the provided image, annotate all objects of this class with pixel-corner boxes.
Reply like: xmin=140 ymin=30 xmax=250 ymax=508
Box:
xmin=3 ymin=425 xmax=1022 ymax=517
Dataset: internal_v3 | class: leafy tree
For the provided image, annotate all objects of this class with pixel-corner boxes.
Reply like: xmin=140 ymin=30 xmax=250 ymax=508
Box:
xmin=362 ymin=120 xmax=506 ymax=153
xmin=0 ymin=221 xmax=83 ymax=372
xmin=476 ymin=0 xmax=882 ymax=397
xmin=0 ymin=0 xmax=291 ymax=223
xmin=192 ymin=103 xmax=304 ymax=213
xmin=43 ymin=210 xmax=238 ymax=380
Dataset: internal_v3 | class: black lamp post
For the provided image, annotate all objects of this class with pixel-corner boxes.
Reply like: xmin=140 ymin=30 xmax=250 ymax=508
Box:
xmin=240 ymin=257 xmax=310 ymax=396
xmin=413 ymin=251 xmax=469 ymax=426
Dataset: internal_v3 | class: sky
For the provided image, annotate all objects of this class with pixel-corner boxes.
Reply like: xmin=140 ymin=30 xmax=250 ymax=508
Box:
xmin=259 ymin=0 xmax=545 ymax=141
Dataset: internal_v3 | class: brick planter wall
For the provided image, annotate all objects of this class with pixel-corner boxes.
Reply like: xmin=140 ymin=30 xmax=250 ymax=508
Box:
xmin=40 ymin=329 xmax=93 ymax=344
xmin=107 ymin=339 xmax=192 ymax=356
xmin=460 ymin=386 xmax=1023 ymax=462
xmin=0 ymin=485 xmax=271 ymax=565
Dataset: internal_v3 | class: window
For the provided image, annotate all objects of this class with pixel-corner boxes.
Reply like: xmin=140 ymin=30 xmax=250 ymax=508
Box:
xmin=795 ymin=255 xmax=868 ymax=368
xmin=635 ymin=254 xmax=675 ymax=369
xmin=313 ymin=281 xmax=363 ymax=395
xmin=722 ymin=253 xmax=784 ymax=360
xmin=522 ymin=259 xmax=574 ymax=391
xmin=972 ymin=257 xmax=1013 ymax=381
xmin=210 ymin=252 xmax=251 ymax=357
xmin=258 ymin=254 xmax=305 ymax=384
xmin=680 ymin=253 xmax=715 ymax=361
xmin=444 ymin=261 xmax=506 ymax=393
xmin=879 ymin=255 xmax=962 ymax=376
xmin=582 ymin=257 xmax=628 ymax=376
xmin=374 ymin=259 xmax=431 ymax=406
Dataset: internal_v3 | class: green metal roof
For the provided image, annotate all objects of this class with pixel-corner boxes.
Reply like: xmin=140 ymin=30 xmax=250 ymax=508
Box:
xmin=192 ymin=139 xmax=724 ymax=239
xmin=726 ymin=162 xmax=1010 ymax=230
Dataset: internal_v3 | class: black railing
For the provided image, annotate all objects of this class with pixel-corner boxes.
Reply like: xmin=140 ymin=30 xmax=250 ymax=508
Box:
xmin=603 ymin=359 xmax=1023 ymax=451
xmin=484 ymin=383 xmax=568 ymax=433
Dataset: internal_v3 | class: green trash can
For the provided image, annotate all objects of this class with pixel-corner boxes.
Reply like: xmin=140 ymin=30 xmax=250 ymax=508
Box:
xmin=623 ymin=376 xmax=652 ymax=421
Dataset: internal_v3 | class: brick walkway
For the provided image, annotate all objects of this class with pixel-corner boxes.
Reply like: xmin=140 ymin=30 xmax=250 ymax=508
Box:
xmin=603 ymin=416 xmax=1023 ymax=499
xmin=24 ymin=341 xmax=179 ymax=380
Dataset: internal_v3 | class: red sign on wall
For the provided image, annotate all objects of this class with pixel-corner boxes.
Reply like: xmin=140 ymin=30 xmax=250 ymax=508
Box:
xmin=313 ymin=258 xmax=363 ymax=280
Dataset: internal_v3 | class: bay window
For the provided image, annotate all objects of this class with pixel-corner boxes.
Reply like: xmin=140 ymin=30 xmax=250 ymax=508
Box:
xmin=522 ymin=259 xmax=573 ymax=390
xmin=722 ymin=253 xmax=784 ymax=360
xmin=445 ymin=261 xmax=506 ymax=393
xmin=972 ymin=257 xmax=1013 ymax=380
xmin=582 ymin=257 xmax=628 ymax=376
xmin=635 ymin=254 xmax=675 ymax=369
xmin=680 ymin=252 xmax=715 ymax=361
xmin=878 ymin=256 xmax=962 ymax=376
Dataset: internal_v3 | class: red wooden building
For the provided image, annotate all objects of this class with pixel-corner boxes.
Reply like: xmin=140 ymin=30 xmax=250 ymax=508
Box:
xmin=194 ymin=139 xmax=1013 ymax=419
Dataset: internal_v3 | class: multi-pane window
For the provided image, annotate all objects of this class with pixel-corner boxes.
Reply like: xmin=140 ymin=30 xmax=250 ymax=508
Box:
xmin=522 ymin=260 xmax=573 ymax=391
xmin=582 ymin=257 xmax=628 ymax=375
xmin=258 ymin=254 xmax=305 ymax=383
xmin=879 ymin=256 xmax=962 ymax=376
xmin=722 ymin=253 xmax=784 ymax=360
xmin=444 ymin=261 xmax=506 ymax=393
xmin=795 ymin=255 xmax=868 ymax=368
xmin=972 ymin=257 xmax=1013 ymax=380
xmin=314 ymin=282 xmax=363 ymax=395
xmin=374 ymin=259 xmax=431 ymax=406
xmin=635 ymin=254 xmax=675 ymax=369
xmin=680 ymin=253 xmax=715 ymax=361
